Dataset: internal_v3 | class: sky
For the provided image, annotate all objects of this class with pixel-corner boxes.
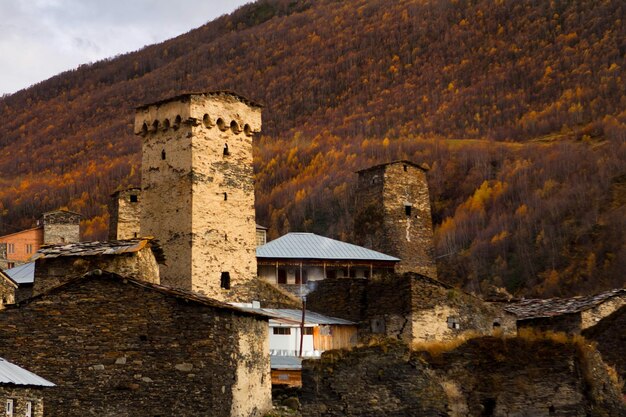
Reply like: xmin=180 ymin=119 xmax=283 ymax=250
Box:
xmin=0 ymin=0 xmax=251 ymax=96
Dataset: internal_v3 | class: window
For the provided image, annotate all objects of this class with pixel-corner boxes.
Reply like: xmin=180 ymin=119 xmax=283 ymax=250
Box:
xmin=26 ymin=244 xmax=33 ymax=254
xmin=273 ymin=327 xmax=291 ymax=335
xmin=220 ymin=272 xmax=231 ymax=290
xmin=223 ymin=192 xmax=228 ymax=201
xmin=130 ymin=194 xmax=138 ymax=203
xmin=404 ymin=204 xmax=412 ymax=217
xmin=161 ymin=149 xmax=166 ymax=160
xmin=7 ymin=243 xmax=14 ymax=254
xmin=6 ymin=399 xmax=13 ymax=417
xmin=447 ymin=316 xmax=461 ymax=330
xmin=25 ymin=401 xmax=32 ymax=417
xmin=223 ymin=143 xmax=230 ymax=156
xmin=7 ymin=262 xmax=14 ymax=269
xmin=303 ymin=327 xmax=314 ymax=335
xmin=403 ymin=164 xmax=408 ymax=171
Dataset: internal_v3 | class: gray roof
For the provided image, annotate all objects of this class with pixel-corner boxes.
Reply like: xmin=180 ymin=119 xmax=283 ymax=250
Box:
xmin=259 ymin=308 xmax=354 ymax=326
xmin=0 ymin=358 xmax=55 ymax=387
xmin=270 ymin=356 xmax=302 ymax=370
xmin=4 ymin=262 xmax=35 ymax=284
xmin=32 ymin=238 xmax=165 ymax=263
xmin=256 ymin=233 xmax=399 ymax=262
xmin=505 ymin=289 xmax=626 ymax=320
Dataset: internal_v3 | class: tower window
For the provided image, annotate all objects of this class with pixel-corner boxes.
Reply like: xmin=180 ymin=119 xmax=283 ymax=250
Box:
xmin=223 ymin=144 xmax=230 ymax=156
xmin=162 ymin=119 xmax=170 ymax=129
xmin=141 ymin=123 xmax=148 ymax=135
xmin=173 ymin=115 xmax=182 ymax=129
xmin=447 ymin=316 xmax=460 ymax=330
xmin=404 ymin=204 xmax=412 ymax=216
xmin=403 ymin=164 xmax=408 ymax=171
xmin=217 ymin=118 xmax=227 ymax=131
xmin=161 ymin=149 xmax=166 ymax=160
xmin=130 ymin=194 xmax=138 ymax=203
xmin=230 ymin=120 xmax=241 ymax=134
xmin=221 ymin=272 xmax=231 ymax=289
xmin=223 ymin=192 xmax=228 ymax=201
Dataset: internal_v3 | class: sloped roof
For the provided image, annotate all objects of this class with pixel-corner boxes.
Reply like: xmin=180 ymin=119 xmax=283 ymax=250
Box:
xmin=0 ymin=357 xmax=55 ymax=387
xmin=256 ymin=233 xmax=399 ymax=262
xmin=356 ymin=160 xmax=428 ymax=173
xmin=505 ymin=289 xmax=626 ymax=319
xmin=136 ymin=90 xmax=263 ymax=109
xmin=3 ymin=262 xmax=33 ymax=285
xmin=33 ymin=238 xmax=165 ymax=263
xmin=258 ymin=308 xmax=354 ymax=326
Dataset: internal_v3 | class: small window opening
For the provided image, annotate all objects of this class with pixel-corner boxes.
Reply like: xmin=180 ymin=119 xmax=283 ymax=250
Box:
xmin=152 ymin=120 xmax=159 ymax=132
xmin=493 ymin=321 xmax=501 ymax=329
xmin=133 ymin=232 xmax=138 ymax=238
xmin=6 ymin=399 xmax=13 ymax=417
xmin=447 ymin=316 xmax=461 ymax=330
xmin=162 ymin=119 xmax=170 ymax=129
xmin=217 ymin=118 xmax=227 ymax=131
xmin=224 ymin=233 xmax=228 ymax=241
xmin=303 ymin=327 xmax=314 ymax=335
xmin=202 ymin=114 xmax=212 ymax=128
xmin=161 ymin=149 xmax=166 ymax=160
xmin=139 ymin=335 xmax=148 ymax=341
xmin=481 ymin=398 xmax=496 ymax=416
xmin=403 ymin=164 xmax=408 ymax=171
xmin=223 ymin=192 xmax=228 ymax=201
xmin=130 ymin=194 xmax=138 ymax=203
xmin=141 ymin=123 xmax=148 ymax=135
xmin=173 ymin=115 xmax=182 ymax=129
xmin=25 ymin=401 xmax=32 ymax=417
xmin=244 ymin=124 xmax=252 ymax=136
xmin=548 ymin=405 xmax=555 ymax=415
xmin=273 ymin=327 xmax=291 ymax=335
xmin=404 ymin=204 xmax=412 ymax=216
xmin=223 ymin=143 xmax=230 ymax=156
xmin=230 ymin=120 xmax=241 ymax=134
xmin=220 ymin=272 xmax=231 ymax=289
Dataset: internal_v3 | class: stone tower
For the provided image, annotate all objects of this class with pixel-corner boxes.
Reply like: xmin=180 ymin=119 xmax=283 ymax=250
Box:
xmin=354 ymin=161 xmax=437 ymax=278
xmin=135 ymin=92 xmax=262 ymax=298
xmin=42 ymin=210 xmax=81 ymax=244
xmin=108 ymin=187 xmax=141 ymax=240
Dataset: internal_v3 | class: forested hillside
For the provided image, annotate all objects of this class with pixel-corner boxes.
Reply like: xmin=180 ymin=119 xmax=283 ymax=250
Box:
xmin=0 ymin=0 xmax=624 ymax=296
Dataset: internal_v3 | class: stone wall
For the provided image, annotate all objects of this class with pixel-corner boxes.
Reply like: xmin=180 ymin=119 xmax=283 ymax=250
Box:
xmin=582 ymin=305 xmax=626 ymax=395
xmin=354 ymin=162 xmax=437 ymax=278
xmin=0 ymin=274 xmax=272 ymax=417
xmin=0 ymin=274 xmax=16 ymax=307
xmin=580 ymin=294 xmax=626 ymax=330
xmin=307 ymin=274 xmax=515 ymax=344
xmin=517 ymin=313 xmax=583 ymax=334
xmin=42 ymin=211 xmax=81 ymax=244
xmin=137 ymin=92 xmax=262 ymax=301
xmin=0 ymin=386 xmax=46 ymax=417
xmin=300 ymin=338 xmax=626 ymax=417
xmin=32 ymin=247 xmax=160 ymax=296
xmin=108 ymin=188 xmax=141 ymax=240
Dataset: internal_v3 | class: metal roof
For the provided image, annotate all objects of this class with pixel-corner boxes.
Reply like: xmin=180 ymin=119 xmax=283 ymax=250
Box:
xmin=239 ymin=308 xmax=354 ymax=326
xmin=256 ymin=233 xmax=399 ymax=262
xmin=4 ymin=262 xmax=35 ymax=284
xmin=0 ymin=358 xmax=55 ymax=387
xmin=270 ymin=356 xmax=302 ymax=370
xmin=505 ymin=288 xmax=626 ymax=320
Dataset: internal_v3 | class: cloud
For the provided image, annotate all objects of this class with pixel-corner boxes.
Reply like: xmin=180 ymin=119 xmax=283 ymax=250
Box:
xmin=0 ymin=0 xmax=251 ymax=95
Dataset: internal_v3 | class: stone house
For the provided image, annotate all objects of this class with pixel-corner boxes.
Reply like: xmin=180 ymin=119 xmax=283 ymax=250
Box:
xmin=30 ymin=238 xmax=163 ymax=297
xmin=0 ymin=270 xmax=17 ymax=307
xmin=0 ymin=357 xmax=54 ymax=417
xmin=505 ymin=288 xmax=626 ymax=334
xmin=0 ymin=210 xmax=81 ymax=269
xmin=0 ymin=271 xmax=272 ymax=417
xmin=307 ymin=273 xmax=516 ymax=344
xmin=257 ymin=232 xmax=399 ymax=290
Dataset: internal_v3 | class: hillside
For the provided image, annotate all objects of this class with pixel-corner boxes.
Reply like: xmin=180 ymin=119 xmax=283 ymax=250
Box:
xmin=0 ymin=0 xmax=624 ymax=296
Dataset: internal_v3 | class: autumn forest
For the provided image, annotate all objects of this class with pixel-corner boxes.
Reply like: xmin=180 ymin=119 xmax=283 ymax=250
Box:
xmin=0 ymin=0 xmax=624 ymax=297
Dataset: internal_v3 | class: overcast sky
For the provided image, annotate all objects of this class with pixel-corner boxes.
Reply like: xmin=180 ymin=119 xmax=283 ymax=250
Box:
xmin=0 ymin=0 xmax=251 ymax=96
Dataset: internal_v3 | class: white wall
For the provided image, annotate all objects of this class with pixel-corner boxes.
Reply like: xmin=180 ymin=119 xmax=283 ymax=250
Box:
xmin=269 ymin=325 xmax=316 ymax=356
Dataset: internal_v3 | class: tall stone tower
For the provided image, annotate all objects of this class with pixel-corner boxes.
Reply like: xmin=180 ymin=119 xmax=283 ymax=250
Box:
xmin=354 ymin=161 xmax=437 ymax=278
xmin=135 ymin=92 xmax=262 ymax=298
xmin=108 ymin=188 xmax=141 ymax=240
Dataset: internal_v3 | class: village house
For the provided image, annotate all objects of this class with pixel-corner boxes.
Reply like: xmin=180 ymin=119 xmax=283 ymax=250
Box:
xmin=0 ymin=357 xmax=54 ymax=417
xmin=3 ymin=262 xmax=35 ymax=303
xmin=256 ymin=232 xmax=399 ymax=292
xmin=0 ymin=210 xmax=81 ymax=270
xmin=0 ymin=270 xmax=17 ymax=307
xmin=0 ymin=271 xmax=272 ymax=417
xmin=504 ymin=288 xmax=626 ymax=334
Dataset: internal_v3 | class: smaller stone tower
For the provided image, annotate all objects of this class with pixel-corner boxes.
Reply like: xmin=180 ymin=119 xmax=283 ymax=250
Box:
xmin=42 ymin=210 xmax=81 ymax=244
xmin=135 ymin=91 xmax=262 ymax=299
xmin=108 ymin=188 xmax=141 ymax=240
xmin=354 ymin=161 xmax=437 ymax=278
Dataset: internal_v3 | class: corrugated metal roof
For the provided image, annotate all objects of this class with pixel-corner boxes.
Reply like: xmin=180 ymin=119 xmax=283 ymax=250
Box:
xmin=239 ymin=308 xmax=354 ymax=325
xmin=4 ymin=262 xmax=35 ymax=284
xmin=256 ymin=233 xmax=399 ymax=262
xmin=505 ymin=289 xmax=626 ymax=319
xmin=0 ymin=358 xmax=54 ymax=387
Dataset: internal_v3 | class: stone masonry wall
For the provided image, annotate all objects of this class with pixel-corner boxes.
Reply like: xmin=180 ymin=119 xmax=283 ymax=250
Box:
xmin=300 ymin=338 xmax=625 ymax=417
xmin=580 ymin=294 xmax=626 ymax=330
xmin=137 ymin=93 xmax=262 ymax=301
xmin=0 ymin=386 xmax=46 ymax=417
xmin=108 ymin=188 xmax=141 ymax=240
xmin=355 ymin=162 xmax=437 ymax=278
xmin=0 ymin=275 xmax=271 ymax=417
xmin=42 ymin=211 xmax=81 ymax=244
xmin=0 ymin=275 xmax=16 ymax=306
xmin=517 ymin=313 xmax=583 ymax=334
xmin=32 ymin=248 xmax=160 ymax=296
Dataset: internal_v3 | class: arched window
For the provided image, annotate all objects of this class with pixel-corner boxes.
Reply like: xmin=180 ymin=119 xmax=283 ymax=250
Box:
xmin=220 ymin=272 xmax=231 ymax=289
xmin=230 ymin=120 xmax=241 ymax=134
xmin=161 ymin=149 xmax=166 ymax=160
xmin=223 ymin=143 xmax=230 ymax=156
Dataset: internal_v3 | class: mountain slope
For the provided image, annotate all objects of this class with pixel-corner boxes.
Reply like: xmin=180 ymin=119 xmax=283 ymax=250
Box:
xmin=0 ymin=0 xmax=624 ymax=296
